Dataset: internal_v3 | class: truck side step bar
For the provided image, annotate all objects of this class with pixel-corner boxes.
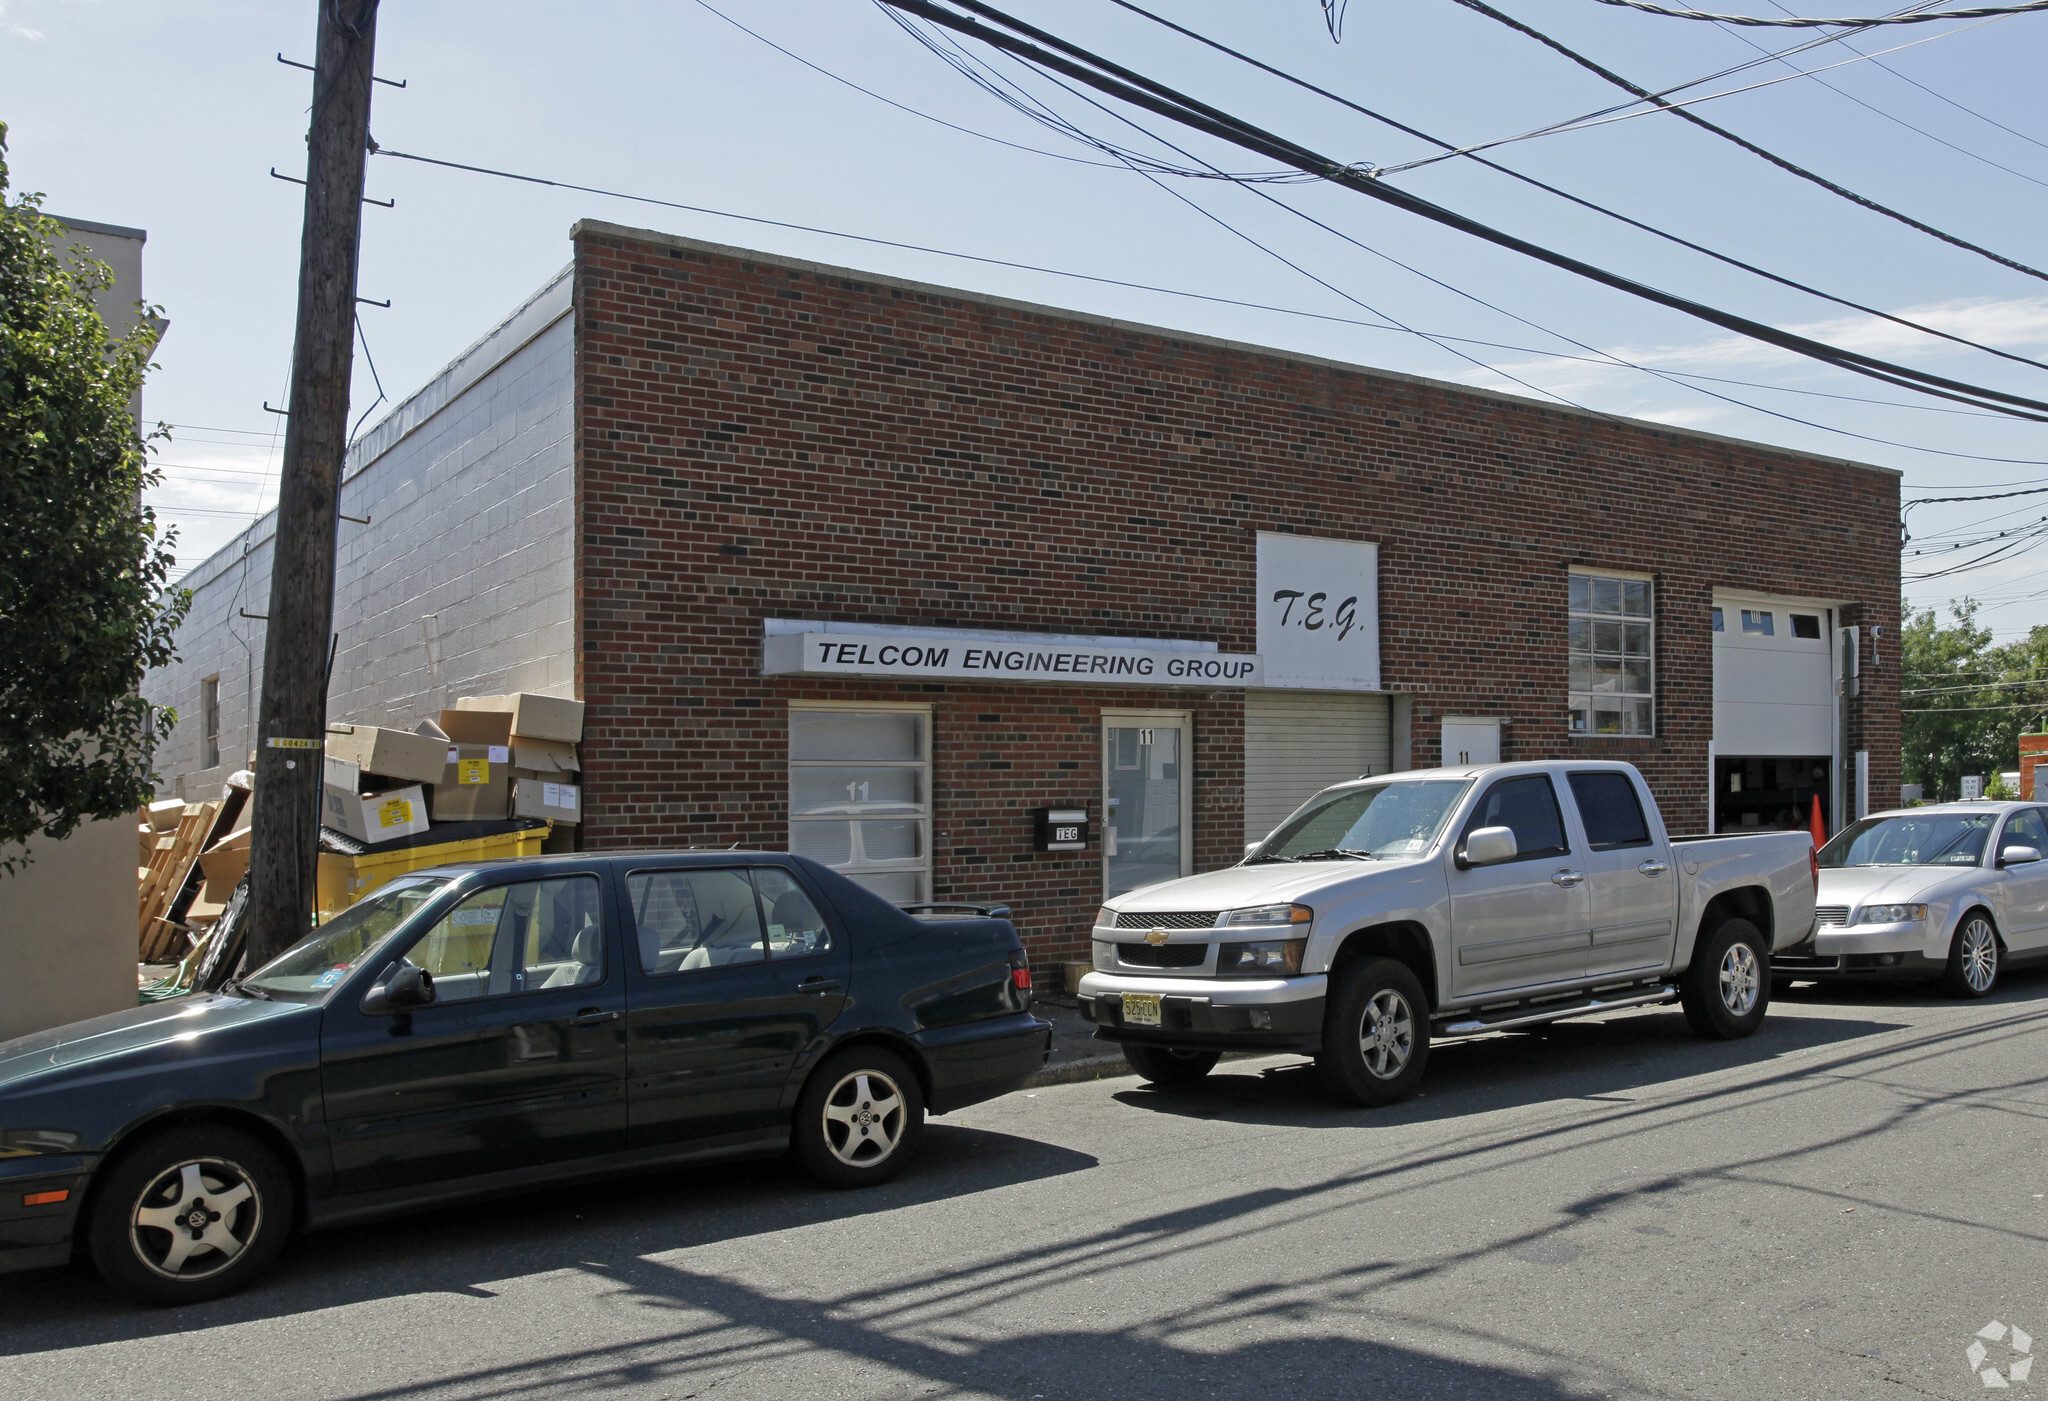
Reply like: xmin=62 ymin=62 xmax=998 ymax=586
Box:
xmin=1437 ymin=987 xmax=1676 ymax=1037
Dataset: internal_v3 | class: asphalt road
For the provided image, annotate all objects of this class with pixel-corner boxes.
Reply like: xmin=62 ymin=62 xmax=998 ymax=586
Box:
xmin=6 ymin=972 xmax=2047 ymax=1401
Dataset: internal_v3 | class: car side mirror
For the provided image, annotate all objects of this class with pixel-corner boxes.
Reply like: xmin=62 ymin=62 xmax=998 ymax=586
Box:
xmin=361 ymin=960 xmax=436 ymax=1016
xmin=2000 ymin=844 xmax=2042 ymax=866
xmin=1244 ymin=840 xmax=1262 ymax=858
xmin=1459 ymin=826 xmax=1519 ymax=869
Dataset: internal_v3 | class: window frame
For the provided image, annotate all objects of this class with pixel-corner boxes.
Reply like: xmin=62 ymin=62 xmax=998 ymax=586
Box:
xmin=1459 ymin=774 xmax=1573 ymax=864
xmin=395 ymin=873 xmax=609 ymax=1002
xmin=200 ymin=675 xmax=221 ymax=770
xmin=625 ymin=863 xmax=837 ymax=979
xmin=1567 ymin=569 xmax=1655 ymax=739
xmin=787 ymin=700 xmax=933 ymax=906
xmin=1566 ymin=770 xmax=1655 ymax=852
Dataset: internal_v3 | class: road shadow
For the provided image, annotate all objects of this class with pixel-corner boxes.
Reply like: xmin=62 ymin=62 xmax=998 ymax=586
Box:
xmin=0 ymin=1120 xmax=1094 ymax=1352
xmin=1774 ymin=960 xmax=2048 ymax=1007
xmin=1110 ymin=1001 xmax=1910 ymax=1127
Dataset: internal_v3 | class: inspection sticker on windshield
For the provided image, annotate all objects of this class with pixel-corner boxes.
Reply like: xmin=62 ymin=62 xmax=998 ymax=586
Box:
xmin=1122 ymin=993 xmax=1162 ymax=1027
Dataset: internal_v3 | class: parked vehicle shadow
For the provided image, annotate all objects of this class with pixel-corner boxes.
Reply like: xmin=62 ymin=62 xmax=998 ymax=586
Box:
xmin=0 ymin=1120 xmax=1094 ymax=1349
xmin=1774 ymin=961 xmax=2048 ymax=1006
xmin=1111 ymin=1002 xmax=1911 ymax=1127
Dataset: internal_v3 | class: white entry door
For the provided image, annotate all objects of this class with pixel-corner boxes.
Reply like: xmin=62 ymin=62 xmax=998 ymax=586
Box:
xmin=1103 ymin=711 xmax=1192 ymax=899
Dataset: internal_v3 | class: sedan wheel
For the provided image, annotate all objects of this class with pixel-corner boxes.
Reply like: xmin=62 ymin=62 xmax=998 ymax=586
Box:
xmin=88 ymin=1125 xmax=292 ymax=1305
xmin=1945 ymin=914 xmax=2001 ymax=998
xmin=794 ymin=1046 xmax=927 ymax=1188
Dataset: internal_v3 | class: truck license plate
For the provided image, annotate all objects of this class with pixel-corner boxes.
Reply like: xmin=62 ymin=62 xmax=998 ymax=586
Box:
xmin=1122 ymin=993 xmax=1162 ymax=1027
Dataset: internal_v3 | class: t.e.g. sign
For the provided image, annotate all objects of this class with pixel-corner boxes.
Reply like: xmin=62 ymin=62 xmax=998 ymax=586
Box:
xmin=1255 ymin=532 xmax=1380 ymax=690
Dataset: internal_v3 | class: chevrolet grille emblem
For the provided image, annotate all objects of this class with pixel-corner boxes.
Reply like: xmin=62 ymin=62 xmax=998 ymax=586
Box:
xmin=1145 ymin=928 xmax=1169 ymax=946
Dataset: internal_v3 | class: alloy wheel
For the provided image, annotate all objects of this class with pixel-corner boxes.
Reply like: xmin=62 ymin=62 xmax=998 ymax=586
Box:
xmin=1718 ymin=942 xmax=1761 ymax=1017
xmin=1960 ymin=918 xmax=1999 ymax=994
xmin=129 ymin=1158 xmax=262 ymax=1283
xmin=821 ymin=1070 xmax=906 ymax=1168
xmin=1357 ymin=989 xmax=1415 ymax=1080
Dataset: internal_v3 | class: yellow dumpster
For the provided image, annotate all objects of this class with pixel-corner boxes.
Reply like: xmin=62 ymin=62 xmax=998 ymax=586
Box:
xmin=316 ymin=823 xmax=552 ymax=923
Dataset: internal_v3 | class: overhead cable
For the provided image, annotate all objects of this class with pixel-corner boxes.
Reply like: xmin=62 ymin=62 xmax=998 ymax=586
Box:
xmin=372 ymin=146 xmax=2048 ymax=462
xmin=1445 ymin=0 xmax=2048 ymax=285
xmin=875 ymin=0 xmax=2048 ymax=419
xmin=1105 ymin=0 xmax=2048 ymax=375
xmin=1584 ymin=0 xmax=2048 ymax=23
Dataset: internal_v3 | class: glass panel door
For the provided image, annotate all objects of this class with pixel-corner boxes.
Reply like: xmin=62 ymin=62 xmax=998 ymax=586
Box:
xmin=1103 ymin=717 xmax=1189 ymax=898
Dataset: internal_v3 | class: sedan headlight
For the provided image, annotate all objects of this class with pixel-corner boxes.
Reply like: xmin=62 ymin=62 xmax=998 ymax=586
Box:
xmin=1856 ymin=903 xmax=1927 ymax=925
xmin=1216 ymin=902 xmax=1313 ymax=928
xmin=1218 ymin=939 xmax=1307 ymax=975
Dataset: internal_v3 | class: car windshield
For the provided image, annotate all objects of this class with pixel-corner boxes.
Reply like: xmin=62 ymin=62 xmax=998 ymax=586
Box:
xmin=241 ymin=876 xmax=453 ymax=997
xmin=1819 ymin=812 xmax=1995 ymax=868
xmin=1254 ymin=780 xmax=1472 ymax=861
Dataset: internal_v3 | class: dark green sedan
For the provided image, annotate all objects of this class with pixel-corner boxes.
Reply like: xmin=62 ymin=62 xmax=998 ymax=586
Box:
xmin=0 ymin=851 xmax=1047 ymax=1304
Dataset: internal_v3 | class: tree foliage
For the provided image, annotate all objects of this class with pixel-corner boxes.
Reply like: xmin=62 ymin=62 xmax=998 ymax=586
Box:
xmin=1901 ymin=598 xmax=2048 ymax=801
xmin=0 ymin=123 xmax=188 ymax=870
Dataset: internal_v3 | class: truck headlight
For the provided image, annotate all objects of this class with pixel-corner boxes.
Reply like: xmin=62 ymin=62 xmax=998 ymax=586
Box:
xmin=1094 ymin=906 xmax=1117 ymax=929
xmin=1218 ymin=939 xmax=1307 ymax=974
xmin=1856 ymin=903 xmax=1926 ymax=925
xmin=1216 ymin=903 xmax=1313 ymax=928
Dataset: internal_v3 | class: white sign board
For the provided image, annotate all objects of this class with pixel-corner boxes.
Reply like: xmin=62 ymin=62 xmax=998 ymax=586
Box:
xmin=1255 ymin=532 xmax=1380 ymax=690
xmin=1960 ymin=774 xmax=1984 ymax=801
xmin=764 ymin=630 xmax=1262 ymax=687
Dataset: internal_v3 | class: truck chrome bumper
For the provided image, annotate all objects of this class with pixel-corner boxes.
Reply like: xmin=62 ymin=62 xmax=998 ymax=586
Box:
xmin=1076 ymin=971 xmax=1327 ymax=1052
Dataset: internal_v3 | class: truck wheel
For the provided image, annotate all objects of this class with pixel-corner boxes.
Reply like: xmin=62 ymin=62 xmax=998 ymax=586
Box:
xmin=1124 ymin=1044 xmax=1221 ymax=1084
xmin=86 ymin=1124 xmax=294 ymax=1306
xmin=1315 ymin=958 xmax=1430 ymax=1107
xmin=1681 ymin=918 xmax=1771 ymax=1040
xmin=1941 ymin=912 xmax=2001 ymax=998
xmin=793 ymin=1046 xmax=925 ymax=1189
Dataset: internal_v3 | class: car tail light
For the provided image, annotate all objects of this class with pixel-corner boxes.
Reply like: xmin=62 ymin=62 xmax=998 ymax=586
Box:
xmin=1810 ymin=844 xmax=1820 ymax=892
xmin=1012 ymin=967 xmax=1033 ymax=989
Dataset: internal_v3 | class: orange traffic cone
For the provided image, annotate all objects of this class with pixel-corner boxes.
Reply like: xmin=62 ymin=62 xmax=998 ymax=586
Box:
xmin=1809 ymin=794 xmax=1827 ymax=851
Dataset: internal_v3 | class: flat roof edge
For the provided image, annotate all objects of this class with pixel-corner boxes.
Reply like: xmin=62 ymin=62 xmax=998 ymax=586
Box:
xmin=47 ymin=215 xmax=147 ymax=241
xmin=570 ymin=219 xmax=1901 ymax=482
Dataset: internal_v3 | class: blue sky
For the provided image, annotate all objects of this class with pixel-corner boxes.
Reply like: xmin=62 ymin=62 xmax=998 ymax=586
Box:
xmin=6 ymin=0 xmax=2047 ymax=636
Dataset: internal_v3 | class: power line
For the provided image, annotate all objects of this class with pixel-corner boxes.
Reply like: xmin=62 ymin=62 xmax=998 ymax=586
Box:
xmin=376 ymin=143 xmax=2048 ymax=465
xmin=1586 ymin=0 xmax=2048 ymax=23
xmin=880 ymin=0 xmax=2048 ymax=420
xmin=1103 ymin=0 xmax=2048 ymax=375
xmin=1444 ymin=0 xmax=2048 ymax=285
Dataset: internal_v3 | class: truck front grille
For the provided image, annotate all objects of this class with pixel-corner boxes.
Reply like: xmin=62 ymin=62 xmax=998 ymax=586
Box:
xmin=1116 ymin=943 xmax=1207 ymax=969
xmin=1114 ymin=911 xmax=1217 ymax=930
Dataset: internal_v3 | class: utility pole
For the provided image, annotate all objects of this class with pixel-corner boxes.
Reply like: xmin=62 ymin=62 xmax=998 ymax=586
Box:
xmin=244 ymin=0 xmax=380 ymax=969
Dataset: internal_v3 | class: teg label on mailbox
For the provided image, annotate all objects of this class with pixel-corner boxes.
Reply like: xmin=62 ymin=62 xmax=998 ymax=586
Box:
xmin=1034 ymin=806 xmax=1091 ymax=852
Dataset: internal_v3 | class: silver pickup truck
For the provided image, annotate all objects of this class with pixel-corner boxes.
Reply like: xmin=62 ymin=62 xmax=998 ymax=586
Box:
xmin=1078 ymin=760 xmax=1817 ymax=1105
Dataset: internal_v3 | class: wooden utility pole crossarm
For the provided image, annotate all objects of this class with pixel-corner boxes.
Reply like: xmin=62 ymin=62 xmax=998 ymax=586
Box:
xmin=245 ymin=0 xmax=379 ymax=969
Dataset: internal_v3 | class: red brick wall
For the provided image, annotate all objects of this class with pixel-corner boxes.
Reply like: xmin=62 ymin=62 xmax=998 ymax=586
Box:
xmin=571 ymin=224 xmax=1900 ymax=965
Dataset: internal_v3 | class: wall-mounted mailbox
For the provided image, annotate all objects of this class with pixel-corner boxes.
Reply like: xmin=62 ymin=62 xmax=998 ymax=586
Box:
xmin=1034 ymin=806 xmax=1090 ymax=852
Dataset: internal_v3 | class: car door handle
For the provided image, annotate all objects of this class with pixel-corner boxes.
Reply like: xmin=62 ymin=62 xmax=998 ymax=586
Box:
xmin=571 ymin=1008 xmax=619 ymax=1026
xmin=1551 ymin=869 xmax=1585 ymax=887
xmin=1638 ymin=859 xmax=1669 ymax=876
xmin=799 ymin=978 xmax=844 ymax=995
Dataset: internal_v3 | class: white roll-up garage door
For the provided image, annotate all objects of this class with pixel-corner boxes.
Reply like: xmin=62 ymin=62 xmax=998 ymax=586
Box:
xmin=1244 ymin=690 xmax=1392 ymax=845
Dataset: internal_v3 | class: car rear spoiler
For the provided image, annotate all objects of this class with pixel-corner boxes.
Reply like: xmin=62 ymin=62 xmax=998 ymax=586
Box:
xmin=901 ymin=902 xmax=1013 ymax=920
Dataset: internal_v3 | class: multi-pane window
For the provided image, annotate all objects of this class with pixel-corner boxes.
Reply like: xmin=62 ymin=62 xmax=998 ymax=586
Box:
xmin=788 ymin=707 xmax=931 ymax=905
xmin=200 ymin=676 xmax=221 ymax=769
xmin=1568 ymin=572 xmax=1654 ymax=737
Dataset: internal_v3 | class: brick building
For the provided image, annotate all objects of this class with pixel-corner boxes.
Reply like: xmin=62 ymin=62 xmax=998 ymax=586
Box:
xmin=148 ymin=220 xmax=1901 ymax=968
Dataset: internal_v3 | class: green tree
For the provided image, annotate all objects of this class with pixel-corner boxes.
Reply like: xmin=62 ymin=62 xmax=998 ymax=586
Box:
xmin=1901 ymin=600 xmax=2048 ymax=800
xmin=0 ymin=123 xmax=187 ymax=870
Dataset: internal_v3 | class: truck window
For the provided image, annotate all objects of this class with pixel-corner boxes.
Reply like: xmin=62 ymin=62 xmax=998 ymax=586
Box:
xmin=1567 ymin=772 xmax=1653 ymax=850
xmin=1462 ymin=776 xmax=1570 ymax=861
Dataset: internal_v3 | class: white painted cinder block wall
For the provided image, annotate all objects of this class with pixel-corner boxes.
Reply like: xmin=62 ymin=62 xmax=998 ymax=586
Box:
xmin=145 ymin=268 xmax=577 ymax=797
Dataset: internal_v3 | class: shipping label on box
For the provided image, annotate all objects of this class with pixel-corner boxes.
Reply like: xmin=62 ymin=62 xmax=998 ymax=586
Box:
xmin=513 ymin=777 xmax=581 ymax=825
xmin=456 ymin=692 xmax=584 ymax=743
xmin=325 ymin=723 xmax=448 ymax=786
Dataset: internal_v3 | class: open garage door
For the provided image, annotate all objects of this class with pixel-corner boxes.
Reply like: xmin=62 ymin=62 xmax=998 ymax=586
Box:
xmin=1244 ymin=691 xmax=1391 ymax=846
xmin=1712 ymin=595 xmax=1838 ymax=833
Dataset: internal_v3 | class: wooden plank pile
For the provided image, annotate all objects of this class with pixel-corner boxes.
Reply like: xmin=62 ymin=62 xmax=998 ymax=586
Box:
xmin=137 ymin=800 xmax=226 ymax=963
